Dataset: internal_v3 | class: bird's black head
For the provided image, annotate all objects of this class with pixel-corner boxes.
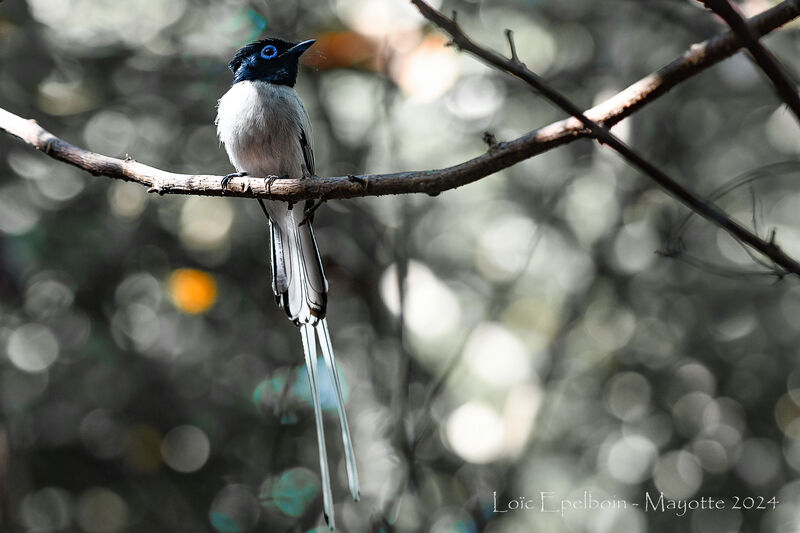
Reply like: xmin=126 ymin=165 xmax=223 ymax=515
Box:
xmin=228 ymin=37 xmax=315 ymax=87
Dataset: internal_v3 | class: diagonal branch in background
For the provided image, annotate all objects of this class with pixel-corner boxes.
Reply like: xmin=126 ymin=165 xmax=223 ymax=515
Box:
xmin=410 ymin=0 xmax=800 ymax=276
xmin=1 ymin=0 xmax=798 ymax=203
xmin=703 ymin=0 xmax=800 ymax=125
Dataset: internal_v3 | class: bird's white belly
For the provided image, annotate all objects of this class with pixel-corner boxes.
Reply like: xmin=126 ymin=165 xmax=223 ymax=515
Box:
xmin=216 ymin=81 xmax=308 ymax=179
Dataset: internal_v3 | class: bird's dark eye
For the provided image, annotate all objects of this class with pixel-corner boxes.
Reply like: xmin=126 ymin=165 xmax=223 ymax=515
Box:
xmin=260 ymin=45 xmax=278 ymax=59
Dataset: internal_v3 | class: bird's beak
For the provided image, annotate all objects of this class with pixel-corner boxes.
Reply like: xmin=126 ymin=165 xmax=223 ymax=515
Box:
xmin=286 ymin=39 xmax=316 ymax=56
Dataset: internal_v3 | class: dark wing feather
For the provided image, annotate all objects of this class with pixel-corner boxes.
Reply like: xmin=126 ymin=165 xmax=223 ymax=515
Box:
xmin=299 ymin=128 xmax=317 ymax=219
xmin=300 ymin=128 xmax=315 ymax=177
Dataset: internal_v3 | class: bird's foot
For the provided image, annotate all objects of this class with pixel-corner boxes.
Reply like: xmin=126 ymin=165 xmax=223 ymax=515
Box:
xmin=265 ymin=175 xmax=291 ymax=195
xmin=265 ymin=175 xmax=278 ymax=195
xmin=221 ymin=171 xmax=247 ymax=191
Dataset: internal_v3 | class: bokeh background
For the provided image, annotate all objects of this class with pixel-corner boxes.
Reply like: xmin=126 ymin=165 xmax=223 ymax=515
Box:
xmin=2 ymin=0 xmax=800 ymax=532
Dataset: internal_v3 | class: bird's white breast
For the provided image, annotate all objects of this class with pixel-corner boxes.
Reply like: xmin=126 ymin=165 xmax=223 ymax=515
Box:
xmin=216 ymin=81 xmax=312 ymax=179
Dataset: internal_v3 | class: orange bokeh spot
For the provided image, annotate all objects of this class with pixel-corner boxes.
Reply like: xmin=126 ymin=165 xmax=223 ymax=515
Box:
xmin=124 ymin=425 xmax=163 ymax=473
xmin=169 ymin=268 xmax=218 ymax=314
xmin=302 ymin=31 xmax=380 ymax=71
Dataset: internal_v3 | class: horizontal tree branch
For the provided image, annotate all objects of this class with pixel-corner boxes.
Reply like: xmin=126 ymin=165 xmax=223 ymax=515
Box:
xmin=411 ymin=0 xmax=800 ymax=275
xmin=0 ymin=1 xmax=797 ymax=203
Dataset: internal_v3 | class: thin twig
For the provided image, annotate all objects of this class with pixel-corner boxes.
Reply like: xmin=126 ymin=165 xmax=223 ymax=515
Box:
xmin=410 ymin=0 xmax=800 ymax=276
xmin=666 ymin=160 xmax=799 ymax=276
xmin=482 ymin=131 xmax=499 ymax=149
xmin=299 ymin=197 xmax=325 ymax=227
xmin=703 ymin=0 xmax=800 ymax=125
xmin=505 ymin=29 xmax=520 ymax=64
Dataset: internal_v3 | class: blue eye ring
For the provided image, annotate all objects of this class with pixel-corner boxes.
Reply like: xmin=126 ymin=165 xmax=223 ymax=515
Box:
xmin=260 ymin=45 xmax=278 ymax=59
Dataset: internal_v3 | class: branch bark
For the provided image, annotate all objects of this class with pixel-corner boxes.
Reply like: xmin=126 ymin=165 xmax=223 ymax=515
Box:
xmin=1 ymin=1 xmax=798 ymax=204
xmin=410 ymin=0 xmax=800 ymax=276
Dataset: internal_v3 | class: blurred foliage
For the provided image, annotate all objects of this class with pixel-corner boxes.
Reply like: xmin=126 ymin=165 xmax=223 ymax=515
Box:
xmin=2 ymin=0 xmax=800 ymax=532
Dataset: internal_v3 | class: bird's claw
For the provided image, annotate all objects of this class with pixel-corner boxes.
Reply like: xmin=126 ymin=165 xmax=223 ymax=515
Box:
xmin=265 ymin=175 xmax=279 ymax=195
xmin=222 ymin=171 xmax=247 ymax=191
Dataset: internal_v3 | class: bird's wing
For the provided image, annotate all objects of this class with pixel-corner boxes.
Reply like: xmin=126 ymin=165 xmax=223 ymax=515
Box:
xmin=294 ymin=88 xmax=315 ymax=178
xmin=299 ymin=127 xmax=315 ymax=177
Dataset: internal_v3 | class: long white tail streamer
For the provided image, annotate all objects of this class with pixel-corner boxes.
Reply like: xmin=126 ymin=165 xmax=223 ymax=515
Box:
xmin=316 ymin=318 xmax=360 ymax=501
xmin=301 ymin=323 xmax=335 ymax=530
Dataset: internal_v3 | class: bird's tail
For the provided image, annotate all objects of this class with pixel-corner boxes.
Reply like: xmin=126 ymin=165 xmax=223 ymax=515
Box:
xmin=316 ymin=318 xmax=360 ymax=502
xmin=269 ymin=210 xmax=359 ymax=529
xmin=269 ymin=215 xmax=327 ymax=325
xmin=300 ymin=323 xmax=334 ymax=529
xmin=300 ymin=320 xmax=360 ymax=530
